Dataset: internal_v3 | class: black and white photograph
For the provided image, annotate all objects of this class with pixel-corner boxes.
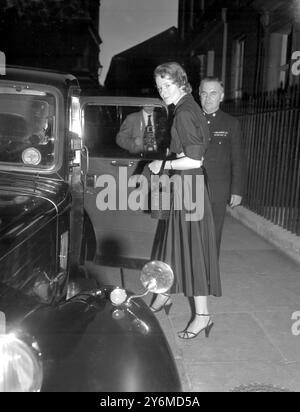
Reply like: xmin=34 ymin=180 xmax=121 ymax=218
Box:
xmin=0 ymin=0 xmax=300 ymax=394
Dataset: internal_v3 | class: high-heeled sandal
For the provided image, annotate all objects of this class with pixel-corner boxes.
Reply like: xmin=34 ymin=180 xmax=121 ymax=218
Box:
xmin=177 ymin=314 xmax=214 ymax=339
xmin=150 ymin=293 xmax=173 ymax=315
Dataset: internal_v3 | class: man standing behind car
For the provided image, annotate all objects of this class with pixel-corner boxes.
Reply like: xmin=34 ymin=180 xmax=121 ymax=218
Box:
xmin=116 ymin=105 xmax=169 ymax=155
xmin=199 ymin=77 xmax=245 ymax=256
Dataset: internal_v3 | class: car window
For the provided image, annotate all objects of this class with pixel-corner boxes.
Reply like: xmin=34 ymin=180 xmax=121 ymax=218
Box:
xmin=0 ymin=88 xmax=56 ymax=168
xmin=82 ymin=104 xmax=170 ymax=159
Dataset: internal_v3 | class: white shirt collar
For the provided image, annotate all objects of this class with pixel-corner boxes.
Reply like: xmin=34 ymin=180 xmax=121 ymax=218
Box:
xmin=142 ymin=110 xmax=153 ymax=125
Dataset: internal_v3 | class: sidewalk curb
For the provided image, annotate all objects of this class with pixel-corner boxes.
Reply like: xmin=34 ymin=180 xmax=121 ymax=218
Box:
xmin=227 ymin=206 xmax=300 ymax=267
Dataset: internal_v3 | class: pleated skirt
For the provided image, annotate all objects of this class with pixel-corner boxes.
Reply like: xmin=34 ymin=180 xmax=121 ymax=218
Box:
xmin=151 ymin=170 xmax=221 ymax=297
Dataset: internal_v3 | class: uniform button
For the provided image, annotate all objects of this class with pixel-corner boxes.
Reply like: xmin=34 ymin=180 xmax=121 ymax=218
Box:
xmin=207 ymin=121 xmax=211 ymax=124
xmin=219 ymin=142 xmax=222 ymax=144
xmin=213 ymin=113 xmax=216 ymax=117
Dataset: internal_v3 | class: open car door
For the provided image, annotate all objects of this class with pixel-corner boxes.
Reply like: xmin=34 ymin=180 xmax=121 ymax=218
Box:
xmin=80 ymin=96 xmax=170 ymax=268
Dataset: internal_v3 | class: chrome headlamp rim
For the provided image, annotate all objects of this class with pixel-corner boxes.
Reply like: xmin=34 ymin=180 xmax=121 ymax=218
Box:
xmin=0 ymin=329 xmax=43 ymax=392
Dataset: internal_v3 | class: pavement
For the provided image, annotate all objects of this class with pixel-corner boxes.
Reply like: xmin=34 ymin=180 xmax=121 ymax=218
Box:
xmin=86 ymin=213 xmax=300 ymax=392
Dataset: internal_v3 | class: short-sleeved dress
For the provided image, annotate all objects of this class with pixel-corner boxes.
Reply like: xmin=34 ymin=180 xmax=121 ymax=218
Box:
xmin=151 ymin=94 xmax=221 ymax=297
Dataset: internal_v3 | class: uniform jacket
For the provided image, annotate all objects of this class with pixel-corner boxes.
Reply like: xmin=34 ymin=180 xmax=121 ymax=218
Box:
xmin=116 ymin=110 xmax=169 ymax=154
xmin=203 ymin=109 xmax=244 ymax=202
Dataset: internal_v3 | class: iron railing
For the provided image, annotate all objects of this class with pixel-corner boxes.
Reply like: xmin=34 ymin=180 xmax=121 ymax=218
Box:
xmin=223 ymin=84 xmax=300 ymax=236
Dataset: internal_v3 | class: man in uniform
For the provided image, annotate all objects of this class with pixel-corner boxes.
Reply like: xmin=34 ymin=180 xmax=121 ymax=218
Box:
xmin=199 ymin=77 xmax=245 ymax=255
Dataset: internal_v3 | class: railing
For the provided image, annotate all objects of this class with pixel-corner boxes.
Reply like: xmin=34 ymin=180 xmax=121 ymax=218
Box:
xmin=223 ymin=84 xmax=300 ymax=236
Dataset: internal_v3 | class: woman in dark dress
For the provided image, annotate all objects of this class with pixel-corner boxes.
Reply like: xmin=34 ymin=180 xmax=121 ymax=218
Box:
xmin=148 ymin=62 xmax=221 ymax=339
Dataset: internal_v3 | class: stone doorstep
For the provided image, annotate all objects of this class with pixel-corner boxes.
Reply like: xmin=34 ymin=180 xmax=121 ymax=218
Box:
xmin=227 ymin=206 xmax=300 ymax=267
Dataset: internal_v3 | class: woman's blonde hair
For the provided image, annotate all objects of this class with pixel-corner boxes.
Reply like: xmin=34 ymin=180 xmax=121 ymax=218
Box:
xmin=154 ymin=62 xmax=192 ymax=93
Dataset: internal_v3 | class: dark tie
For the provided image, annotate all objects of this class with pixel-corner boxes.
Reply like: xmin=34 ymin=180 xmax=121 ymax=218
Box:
xmin=143 ymin=115 xmax=157 ymax=151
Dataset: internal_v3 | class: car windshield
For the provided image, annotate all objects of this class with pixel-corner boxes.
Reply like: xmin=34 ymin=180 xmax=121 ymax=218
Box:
xmin=0 ymin=86 xmax=56 ymax=169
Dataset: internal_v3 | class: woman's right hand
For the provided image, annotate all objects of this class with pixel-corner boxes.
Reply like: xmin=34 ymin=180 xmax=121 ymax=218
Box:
xmin=148 ymin=160 xmax=163 ymax=175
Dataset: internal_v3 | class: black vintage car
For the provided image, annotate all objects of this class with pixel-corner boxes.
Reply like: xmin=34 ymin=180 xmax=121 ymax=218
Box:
xmin=0 ymin=67 xmax=180 ymax=392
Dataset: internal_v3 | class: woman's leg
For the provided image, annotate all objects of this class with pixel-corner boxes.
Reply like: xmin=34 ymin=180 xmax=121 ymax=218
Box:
xmin=150 ymin=293 xmax=172 ymax=311
xmin=190 ymin=295 xmax=210 ymax=330
xmin=178 ymin=295 xmax=212 ymax=338
xmin=194 ymin=295 xmax=208 ymax=315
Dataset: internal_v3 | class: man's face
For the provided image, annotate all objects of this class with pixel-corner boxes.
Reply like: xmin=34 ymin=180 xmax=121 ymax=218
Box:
xmin=199 ymin=81 xmax=224 ymax=114
xmin=143 ymin=106 xmax=154 ymax=114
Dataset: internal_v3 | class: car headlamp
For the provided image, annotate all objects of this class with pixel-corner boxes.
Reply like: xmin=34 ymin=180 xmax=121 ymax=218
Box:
xmin=110 ymin=287 xmax=127 ymax=306
xmin=0 ymin=332 xmax=43 ymax=392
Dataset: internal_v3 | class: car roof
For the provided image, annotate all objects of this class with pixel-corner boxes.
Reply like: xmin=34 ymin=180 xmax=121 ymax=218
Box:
xmin=80 ymin=95 xmax=166 ymax=107
xmin=1 ymin=66 xmax=79 ymax=90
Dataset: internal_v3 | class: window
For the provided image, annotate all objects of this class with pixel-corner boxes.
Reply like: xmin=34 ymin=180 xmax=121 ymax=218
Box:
xmin=200 ymin=0 xmax=205 ymax=13
xmin=232 ymin=37 xmax=245 ymax=99
xmin=0 ymin=88 xmax=56 ymax=168
xmin=207 ymin=50 xmax=215 ymax=76
xmin=82 ymin=104 xmax=170 ymax=159
xmin=198 ymin=54 xmax=207 ymax=79
xmin=189 ymin=0 xmax=194 ymax=30
xmin=194 ymin=0 xmax=205 ymax=15
xmin=265 ymin=30 xmax=293 ymax=91
xmin=279 ymin=32 xmax=292 ymax=89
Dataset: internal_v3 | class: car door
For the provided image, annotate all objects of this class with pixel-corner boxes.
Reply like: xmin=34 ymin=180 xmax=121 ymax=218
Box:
xmin=80 ymin=97 xmax=170 ymax=267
